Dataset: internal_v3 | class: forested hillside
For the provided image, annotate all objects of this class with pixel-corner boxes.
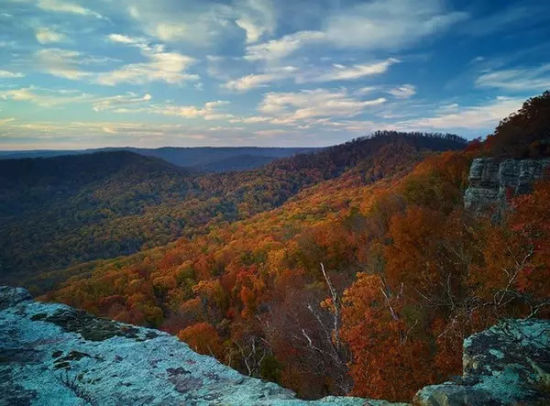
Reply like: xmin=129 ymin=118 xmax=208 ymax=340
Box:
xmin=45 ymin=92 xmax=550 ymax=401
xmin=0 ymin=132 xmax=465 ymax=285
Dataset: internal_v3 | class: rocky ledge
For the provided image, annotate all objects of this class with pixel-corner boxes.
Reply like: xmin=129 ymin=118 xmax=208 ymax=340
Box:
xmin=0 ymin=286 xmax=396 ymax=406
xmin=1 ymin=286 xmax=549 ymax=406
xmin=415 ymin=319 xmax=550 ymax=405
xmin=464 ymin=157 xmax=550 ymax=213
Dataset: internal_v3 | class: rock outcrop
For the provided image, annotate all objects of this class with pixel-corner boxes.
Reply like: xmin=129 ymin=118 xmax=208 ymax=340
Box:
xmin=414 ymin=319 xmax=550 ymax=405
xmin=2 ymin=286 xmax=549 ymax=406
xmin=464 ymin=157 xmax=550 ymax=213
xmin=0 ymin=286 xmax=397 ymax=406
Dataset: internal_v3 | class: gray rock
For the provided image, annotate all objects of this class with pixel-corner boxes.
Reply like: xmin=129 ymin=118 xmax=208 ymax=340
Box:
xmin=4 ymin=286 xmax=547 ymax=405
xmin=464 ymin=157 xmax=550 ymax=213
xmin=0 ymin=285 xmax=32 ymax=310
xmin=0 ymin=286 xmax=403 ymax=406
xmin=414 ymin=319 xmax=550 ymax=406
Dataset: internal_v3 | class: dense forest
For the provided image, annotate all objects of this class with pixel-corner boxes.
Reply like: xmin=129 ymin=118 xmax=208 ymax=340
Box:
xmin=41 ymin=92 xmax=550 ymax=402
xmin=0 ymin=132 xmax=464 ymax=287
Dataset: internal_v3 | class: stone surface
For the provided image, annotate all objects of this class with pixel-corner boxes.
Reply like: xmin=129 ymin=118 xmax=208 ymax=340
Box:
xmin=414 ymin=319 xmax=550 ymax=406
xmin=3 ymin=286 xmax=548 ymax=405
xmin=464 ymin=157 xmax=550 ymax=213
xmin=0 ymin=286 xmax=402 ymax=406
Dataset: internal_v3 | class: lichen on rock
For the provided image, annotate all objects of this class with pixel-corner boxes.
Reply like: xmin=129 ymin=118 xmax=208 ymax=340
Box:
xmin=414 ymin=319 xmax=550 ymax=406
xmin=0 ymin=286 xmax=388 ymax=406
xmin=2 ymin=286 xmax=548 ymax=406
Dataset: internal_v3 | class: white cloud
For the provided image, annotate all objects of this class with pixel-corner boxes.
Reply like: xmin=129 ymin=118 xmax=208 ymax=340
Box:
xmin=398 ymin=97 xmax=524 ymax=130
xmin=124 ymin=2 xmax=229 ymax=46
xmin=36 ymin=48 xmax=90 ymax=80
xmin=235 ymin=0 xmax=276 ymax=43
xmin=257 ymin=88 xmax=386 ymax=125
xmin=224 ymin=59 xmax=397 ymax=92
xmin=154 ymin=101 xmax=232 ymax=120
xmin=35 ymin=27 xmax=66 ymax=44
xmin=154 ymin=23 xmax=188 ymax=42
xmin=98 ymin=39 xmax=198 ymax=85
xmin=304 ymin=58 xmax=399 ymax=82
xmin=97 ymin=51 xmax=198 ymax=86
xmin=476 ymin=65 xmax=550 ymax=91
xmin=108 ymin=34 xmax=142 ymax=45
xmin=245 ymin=31 xmax=325 ymax=61
xmin=388 ymin=84 xmax=416 ymax=99
xmin=37 ymin=0 xmax=103 ymax=19
xmin=223 ymin=66 xmax=297 ymax=91
xmin=0 ymin=70 xmax=24 ymax=78
xmin=0 ymin=87 xmax=91 ymax=106
xmin=92 ymin=93 xmax=152 ymax=112
xmin=242 ymin=0 xmax=466 ymax=62
xmin=100 ymin=98 xmax=233 ymax=121
xmin=124 ymin=0 xmax=276 ymax=46
xmin=323 ymin=0 xmax=467 ymax=49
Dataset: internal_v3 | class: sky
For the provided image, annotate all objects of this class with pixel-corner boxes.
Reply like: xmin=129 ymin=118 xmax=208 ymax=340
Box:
xmin=0 ymin=0 xmax=549 ymax=149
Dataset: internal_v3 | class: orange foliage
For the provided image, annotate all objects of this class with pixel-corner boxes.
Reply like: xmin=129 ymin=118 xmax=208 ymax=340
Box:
xmin=178 ymin=322 xmax=224 ymax=358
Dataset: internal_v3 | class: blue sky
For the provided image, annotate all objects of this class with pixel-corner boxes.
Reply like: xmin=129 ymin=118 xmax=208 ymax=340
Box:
xmin=0 ymin=0 xmax=549 ymax=149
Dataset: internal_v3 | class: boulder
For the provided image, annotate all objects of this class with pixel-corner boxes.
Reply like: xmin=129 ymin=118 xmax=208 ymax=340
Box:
xmin=414 ymin=319 xmax=550 ymax=405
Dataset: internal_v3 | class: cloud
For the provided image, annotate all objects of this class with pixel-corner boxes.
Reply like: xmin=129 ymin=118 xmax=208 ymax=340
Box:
xmin=388 ymin=84 xmax=416 ymax=99
xmin=154 ymin=101 xmax=232 ymax=120
xmin=35 ymin=27 xmax=66 ymax=44
xmin=476 ymin=65 xmax=550 ymax=91
xmin=124 ymin=0 xmax=276 ymax=46
xmin=0 ymin=117 xmax=15 ymax=125
xmin=37 ymin=0 xmax=103 ymax=19
xmin=124 ymin=2 xmax=229 ymax=46
xmin=398 ymin=96 xmax=524 ymax=130
xmin=323 ymin=0 xmax=467 ymax=49
xmin=92 ymin=93 xmax=152 ymax=112
xmin=0 ymin=87 xmax=91 ymax=106
xmin=257 ymin=88 xmax=386 ymax=125
xmin=224 ymin=59 xmax=398 ymax=92
xmin=107 ymin=34 xmax=143 ymax=45
xmin=304 ymin=58 xmax=399 ymax=82
xmin=153 ymin=23 xmax=188 ymax=42
xmin=35 ymin=38 xmax=198 ymax=86
xmin=99 ymin=39 xmax=198 ymax=85
xmin=0 ymin=70 xmax=24 ymax=78
xmin=100 ymin=97 xmax=233 ymax=121
xmin=245 ymin=31 xmax=325 ymax=61
xmin=235 ymin=0 xmax=276 ymax=43
xmin=243 ymin=0 xmax=466 ymax=61
xmin=36 ymin=48 xmax=90 ymax=80
xmin=97 ymin=51 xmax=198 ymax=86
xmin=223 ymin=66 xmax=298 ymax=91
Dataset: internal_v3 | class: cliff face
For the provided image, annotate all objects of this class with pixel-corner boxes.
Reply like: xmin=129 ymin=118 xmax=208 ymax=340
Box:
xmin=464 ymin=157 xmax=550 ymax=212
xmin=1 ymin=286 xmax=548 ymax=406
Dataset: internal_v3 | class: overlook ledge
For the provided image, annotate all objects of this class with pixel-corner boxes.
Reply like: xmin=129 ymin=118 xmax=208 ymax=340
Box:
xmin=1 ymin=286 xmax=548 ymax=406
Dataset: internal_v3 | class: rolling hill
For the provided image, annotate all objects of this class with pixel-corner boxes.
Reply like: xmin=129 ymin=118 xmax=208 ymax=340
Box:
xmin=0 ymin=132 xmax=465 ymax=286
xmin=0 ymin=146 xmax=317 ymax=173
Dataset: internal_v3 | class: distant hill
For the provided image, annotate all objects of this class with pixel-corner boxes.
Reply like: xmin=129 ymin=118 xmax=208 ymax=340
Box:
xmin=0 ymin=151 xmax=186 ymax=216
xmin=188 ymin=154 xmax=278 ymax=173
xmin=0 ymin=147 xmax=317 ymax=173
xmin=0 ymin=132 xmax=466 ymax=286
